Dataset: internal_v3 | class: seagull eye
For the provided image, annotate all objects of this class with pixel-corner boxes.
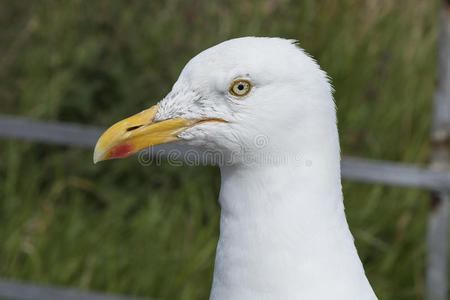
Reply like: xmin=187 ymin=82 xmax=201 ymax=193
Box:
xmin=229 ymin=79 xmax=252 ymax=97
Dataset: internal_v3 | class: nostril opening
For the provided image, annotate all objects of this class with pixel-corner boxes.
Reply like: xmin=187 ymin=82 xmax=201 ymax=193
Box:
xmin=126 ymin=125 xmax=143 ymax=132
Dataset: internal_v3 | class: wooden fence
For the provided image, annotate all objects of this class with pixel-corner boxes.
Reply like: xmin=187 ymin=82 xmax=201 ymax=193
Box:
xmin=1 ymin=2 xmax=450 ymax=299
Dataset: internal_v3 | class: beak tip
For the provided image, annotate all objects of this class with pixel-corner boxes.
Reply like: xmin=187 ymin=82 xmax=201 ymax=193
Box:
xmin=93 ymin=152 xmax=101 ymax=164
xmin=93 ymin=142 xmax=105 ymax=164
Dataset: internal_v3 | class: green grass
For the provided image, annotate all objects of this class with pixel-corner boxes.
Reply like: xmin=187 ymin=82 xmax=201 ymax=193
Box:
xmin=0 ymin=0 xmax=440 ymax=299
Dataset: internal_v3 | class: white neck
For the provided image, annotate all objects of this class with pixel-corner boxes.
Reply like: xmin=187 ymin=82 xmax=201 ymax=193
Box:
xmin=210 ymin=135 xmax=377 ymax=299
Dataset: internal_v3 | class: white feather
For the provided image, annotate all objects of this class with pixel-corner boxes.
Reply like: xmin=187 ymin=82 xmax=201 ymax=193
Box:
xmin=154 ymin=37 xmax=377 ymax=300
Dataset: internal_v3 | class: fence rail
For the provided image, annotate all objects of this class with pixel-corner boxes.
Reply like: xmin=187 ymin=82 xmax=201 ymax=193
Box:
xmin=1 ymin=114 xmax=449 ymax=191
xmin=0 ymin=278 xmax=152 ymax=300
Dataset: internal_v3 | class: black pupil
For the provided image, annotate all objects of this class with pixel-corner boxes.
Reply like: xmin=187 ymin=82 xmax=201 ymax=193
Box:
xmin=238 ymin=84 xmax=244 ymax=90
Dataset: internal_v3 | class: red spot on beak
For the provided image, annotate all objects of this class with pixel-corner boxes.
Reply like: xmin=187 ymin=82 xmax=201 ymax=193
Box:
xmin=107 ymin=143 xmax=135 ymax=159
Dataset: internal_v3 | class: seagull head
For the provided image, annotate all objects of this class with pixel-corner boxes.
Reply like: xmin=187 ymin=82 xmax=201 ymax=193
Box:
xmin=93 ymin=37 xmax=334 ymax=165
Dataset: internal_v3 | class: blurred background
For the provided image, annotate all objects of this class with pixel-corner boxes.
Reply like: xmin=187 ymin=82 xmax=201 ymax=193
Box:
xmin=0 ymin=0 xmax=439 ymax=299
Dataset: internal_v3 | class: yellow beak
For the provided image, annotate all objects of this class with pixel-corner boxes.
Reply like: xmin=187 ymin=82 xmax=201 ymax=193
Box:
xmin=93 ymin=104 xmax=225 ymax=163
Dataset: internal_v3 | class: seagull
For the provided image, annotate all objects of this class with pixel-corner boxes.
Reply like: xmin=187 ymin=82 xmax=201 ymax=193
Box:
xmin=93 ymin=37 xmax=378 ymax=300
